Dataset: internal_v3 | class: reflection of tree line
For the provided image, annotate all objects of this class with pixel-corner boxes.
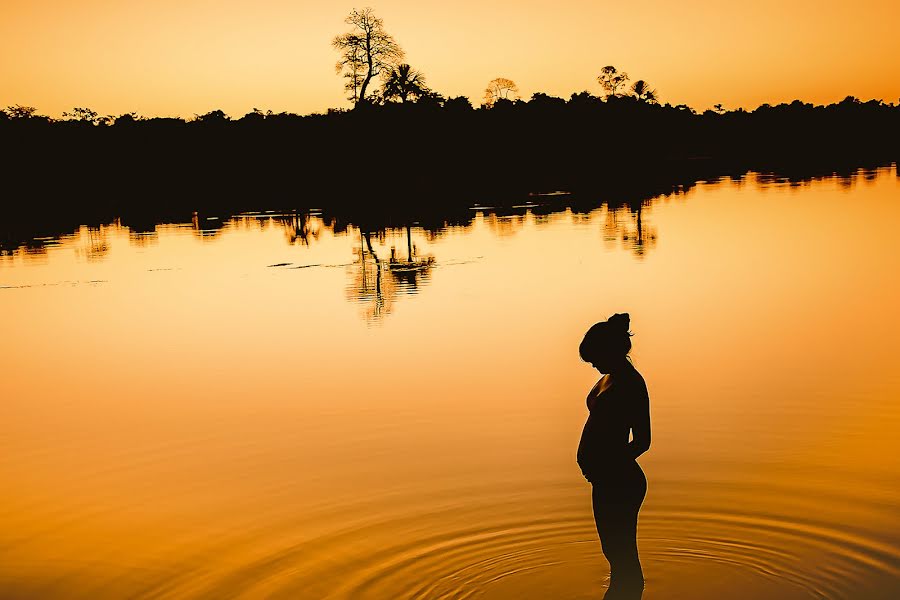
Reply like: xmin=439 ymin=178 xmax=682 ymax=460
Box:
xmin=1 ymin=223 xmax=116 ymax=263
xmin=0 ymin=199 xmax=657 ymax=262
xmin=1 ymin=165 xmax=892 ymax=263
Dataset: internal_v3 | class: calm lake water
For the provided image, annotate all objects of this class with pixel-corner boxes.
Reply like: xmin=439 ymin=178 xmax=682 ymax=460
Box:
xmin=2 ymin=167 xmax=900 ymax=599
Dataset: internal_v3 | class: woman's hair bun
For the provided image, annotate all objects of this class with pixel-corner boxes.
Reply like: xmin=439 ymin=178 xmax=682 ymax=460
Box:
xmin=608 ymin=312 xmax=630 ymax=333
xmin=579 ymin=312 xmax=633 ymax=362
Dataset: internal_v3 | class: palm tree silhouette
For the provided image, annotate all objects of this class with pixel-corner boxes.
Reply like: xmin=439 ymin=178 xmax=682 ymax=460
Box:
xmin=382 ymin=64 xmax=430 ymax=103
xmin=631 ymin=80 xmax=658 ymax=104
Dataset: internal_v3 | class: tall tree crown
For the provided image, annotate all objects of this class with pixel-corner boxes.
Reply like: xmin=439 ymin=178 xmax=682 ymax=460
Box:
xmin=598 ymin=66 xmax=630 ymax=98
xmin=333 ymin=8 xmax=404 ymax=106
xmin=483 ymin=78 xmax=519 ymax=107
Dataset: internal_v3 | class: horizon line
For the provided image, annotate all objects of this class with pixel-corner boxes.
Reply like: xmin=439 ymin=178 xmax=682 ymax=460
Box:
xmin=4 ymin=93 xmax=897 ymax=122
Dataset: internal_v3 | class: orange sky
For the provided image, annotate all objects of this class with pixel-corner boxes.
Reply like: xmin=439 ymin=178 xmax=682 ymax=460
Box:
xmin=2 ymin=0 xmax=899 ymax=118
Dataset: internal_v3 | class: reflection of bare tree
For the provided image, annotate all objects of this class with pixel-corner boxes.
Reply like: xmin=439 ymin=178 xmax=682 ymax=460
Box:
xmin=346 ymin=226 xmax=435 ymax=323
xmin=602 ymin=204 xmax=657 ymax=258
xmin=347 ymin=230 xmax=396 ymax=322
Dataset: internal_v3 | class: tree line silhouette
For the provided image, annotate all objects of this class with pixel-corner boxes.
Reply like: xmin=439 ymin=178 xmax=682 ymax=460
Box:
xmin=3 ymin=92 xmax=896 ymax=205
xmin=1 ymin=6 xmax=898 ymax=231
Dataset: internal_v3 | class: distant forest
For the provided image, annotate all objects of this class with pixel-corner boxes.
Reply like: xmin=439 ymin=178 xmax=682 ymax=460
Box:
xmin=2 ymin=7 xmax=898 ymax=244
xmin=3 ymin=93 xmax=897 ymax=211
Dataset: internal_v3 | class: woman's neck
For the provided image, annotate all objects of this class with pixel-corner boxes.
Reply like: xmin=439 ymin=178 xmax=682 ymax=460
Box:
xmin=608 ymin=358 xmax=632 ymax=377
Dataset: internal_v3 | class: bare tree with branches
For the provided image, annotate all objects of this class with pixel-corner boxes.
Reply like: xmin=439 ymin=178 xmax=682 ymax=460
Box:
xmin=483 ymin=78 xmax=519 ymax=107
xmin=598 ymin=66 xmax=630 ymax=98
xmin=333 ymin=8 xmax=404 ymax=106
xmin=339 ymin=43 xmax=366 ymax=104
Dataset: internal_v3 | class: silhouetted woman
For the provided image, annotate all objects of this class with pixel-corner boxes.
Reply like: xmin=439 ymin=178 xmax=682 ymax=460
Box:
xmin=577 ymin=313 xmax=651 ymax=598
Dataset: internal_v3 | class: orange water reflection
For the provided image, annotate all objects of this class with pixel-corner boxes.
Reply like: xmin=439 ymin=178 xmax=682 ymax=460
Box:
xmin=1 ymin=167 xmax=899 ymax=599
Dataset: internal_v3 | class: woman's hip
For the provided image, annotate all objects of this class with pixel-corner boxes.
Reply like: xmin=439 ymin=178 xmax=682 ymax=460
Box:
xmin=591 ymin=461 xmax=647 ymax=504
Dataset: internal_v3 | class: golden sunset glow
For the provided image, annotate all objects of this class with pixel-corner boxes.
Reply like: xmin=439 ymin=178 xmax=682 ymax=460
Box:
xmin=2 ymin=0 xmax=899 ymax=117
xmin=3 ymin=0 xmax=900 ymax=595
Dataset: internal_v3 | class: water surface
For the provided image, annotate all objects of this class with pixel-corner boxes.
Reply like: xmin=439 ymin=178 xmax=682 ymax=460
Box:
xmin=2 ymin=167 xmax=900 ymax=599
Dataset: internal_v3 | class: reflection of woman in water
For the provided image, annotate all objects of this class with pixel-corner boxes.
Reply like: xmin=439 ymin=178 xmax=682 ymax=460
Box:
xmin=577 ymin=313 xmax=651 ymax=598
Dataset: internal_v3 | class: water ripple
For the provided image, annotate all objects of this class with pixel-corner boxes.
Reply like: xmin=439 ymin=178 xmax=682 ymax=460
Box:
xmin=123 ymin=487 xmax=900 ymax=599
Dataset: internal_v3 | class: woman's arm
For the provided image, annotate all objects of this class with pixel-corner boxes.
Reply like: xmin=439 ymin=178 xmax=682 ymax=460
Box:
xmin=627 ymin=378 xmax=651 ymax=460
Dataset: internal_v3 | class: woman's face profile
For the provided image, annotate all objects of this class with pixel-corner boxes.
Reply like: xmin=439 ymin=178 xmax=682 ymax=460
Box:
xmin=587 ymin=345 xmax=616 ymax=374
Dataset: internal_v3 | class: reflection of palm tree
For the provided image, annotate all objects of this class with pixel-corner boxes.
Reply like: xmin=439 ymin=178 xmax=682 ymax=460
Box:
xmin=382 ymin=64 xmax=429 ymax=103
